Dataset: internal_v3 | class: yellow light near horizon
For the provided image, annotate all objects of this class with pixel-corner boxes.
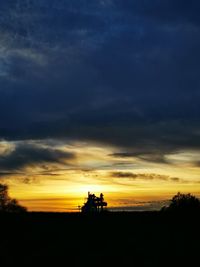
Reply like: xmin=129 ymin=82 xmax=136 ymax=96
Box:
xmin=1 ymin=140 xmax=200 ymax=212
xmin=73 ymin=184 xmax=112 ymax=196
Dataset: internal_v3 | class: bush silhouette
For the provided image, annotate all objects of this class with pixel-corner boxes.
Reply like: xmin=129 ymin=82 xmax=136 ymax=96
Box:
xmin=162 ymin=192 xmax=200 ymax=213
xmin=0 ymin=184 xmax=27 ymax=213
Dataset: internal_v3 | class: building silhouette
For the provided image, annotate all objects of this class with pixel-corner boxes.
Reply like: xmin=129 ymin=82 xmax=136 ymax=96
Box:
xmin=81 ymin=192 xmax=107 ymax=213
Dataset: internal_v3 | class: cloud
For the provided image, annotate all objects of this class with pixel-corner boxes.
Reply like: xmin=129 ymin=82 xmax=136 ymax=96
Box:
xmin=109 ymin=200 xmax=170 ymax=211
xmin=111 ymin=171 xmax=182 ymax=182
xmin=111 ymin=172 xmax=138 ymax=179
xmin=0 ymin=0 xmax=200 ymax=161
xmin=110 ymin=150 xmax=169 ymax=164
xmin=0 ymin=143 xmax=76 ymax=171
xmin=114 ymin=0 xmax=200 ymax=26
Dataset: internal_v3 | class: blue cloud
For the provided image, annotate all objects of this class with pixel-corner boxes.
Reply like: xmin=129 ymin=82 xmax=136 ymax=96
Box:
xmin=0 ymin=0 xmax=199 ymax=156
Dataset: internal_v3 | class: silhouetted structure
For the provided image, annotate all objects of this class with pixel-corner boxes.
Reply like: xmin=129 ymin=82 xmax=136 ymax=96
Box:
xmin=81 ymin=192 xmax=107 ymax=213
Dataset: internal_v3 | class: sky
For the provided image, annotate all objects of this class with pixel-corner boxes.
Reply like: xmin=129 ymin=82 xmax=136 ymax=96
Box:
xmin=0 ymin=0 xmax=200 ymax=212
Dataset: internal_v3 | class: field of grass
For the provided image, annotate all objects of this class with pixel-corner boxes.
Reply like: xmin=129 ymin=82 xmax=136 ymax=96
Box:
xmin=1 ymin=211 xmax=199 ymax=266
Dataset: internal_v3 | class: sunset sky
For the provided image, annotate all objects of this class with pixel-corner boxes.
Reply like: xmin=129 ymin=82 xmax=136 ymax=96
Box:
xmin=0 ymin=1 xmax=200 ymax=212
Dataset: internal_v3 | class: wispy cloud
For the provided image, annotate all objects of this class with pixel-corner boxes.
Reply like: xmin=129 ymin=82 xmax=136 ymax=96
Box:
xmin=108 ymin=199 xmax=170 ymax=211
xmin=110 ymin=171 xmax=183 ymax=182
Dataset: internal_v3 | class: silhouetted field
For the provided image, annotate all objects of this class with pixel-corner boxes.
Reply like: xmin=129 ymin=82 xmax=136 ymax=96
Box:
xmin=1 ymin=211 xmax=199 ymax=266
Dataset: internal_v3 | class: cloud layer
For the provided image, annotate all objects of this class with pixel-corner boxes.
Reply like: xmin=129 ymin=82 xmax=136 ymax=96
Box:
xmin=0 ymin=1 xmax=200 ymax=163
xmin=0 ymin=142 xmax=75 ymax=171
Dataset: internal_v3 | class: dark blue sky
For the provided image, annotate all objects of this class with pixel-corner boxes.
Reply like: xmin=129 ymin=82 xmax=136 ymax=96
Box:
xmin=0 ymin=0 xmax=200 ymax=157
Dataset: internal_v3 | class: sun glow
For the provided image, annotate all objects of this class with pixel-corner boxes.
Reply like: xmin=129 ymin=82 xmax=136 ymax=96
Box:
xmin=74 ymin=184 xmax=114 ymax=196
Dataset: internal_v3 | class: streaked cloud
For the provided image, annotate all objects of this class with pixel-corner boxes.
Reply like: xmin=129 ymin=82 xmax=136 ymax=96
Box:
xmin=0 ymin=142 xmax=76 ymax=172
xmin=110 ymin=171 xmax=182 ymax=182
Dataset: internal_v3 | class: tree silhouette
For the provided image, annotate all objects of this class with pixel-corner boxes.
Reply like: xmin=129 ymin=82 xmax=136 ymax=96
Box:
xmin=162 ymin=192 xmax=200 ymax=213
xmin=0 ymin=184 xmax=27 ymax=213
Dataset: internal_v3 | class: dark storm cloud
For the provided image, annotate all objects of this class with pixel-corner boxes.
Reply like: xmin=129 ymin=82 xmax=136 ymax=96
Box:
xmin=0 ymin=0 xmax=200 ymax=160
xmin=0 ymin=143 xmax=75 ymax=171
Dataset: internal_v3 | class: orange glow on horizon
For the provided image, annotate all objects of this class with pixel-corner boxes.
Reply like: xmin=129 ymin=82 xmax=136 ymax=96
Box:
xmin=1 ymin=142 xmax=200 ymax=212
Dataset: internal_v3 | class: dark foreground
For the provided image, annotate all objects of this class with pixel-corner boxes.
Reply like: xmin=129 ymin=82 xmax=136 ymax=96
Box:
xmin=1 ymin=211 xmax=199 ymax=266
